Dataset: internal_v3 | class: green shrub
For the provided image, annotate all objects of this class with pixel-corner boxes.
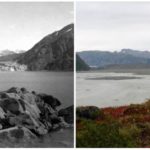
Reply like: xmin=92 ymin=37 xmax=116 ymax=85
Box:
xmin=76 ymin=120 xmax=137 ymax=148
xmin=76 ymin=106 xmax=104 ymax=120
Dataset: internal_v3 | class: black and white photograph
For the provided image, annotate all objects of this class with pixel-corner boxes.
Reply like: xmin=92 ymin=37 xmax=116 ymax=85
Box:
xmin=0 ymin=2 xmax=74 ymax=148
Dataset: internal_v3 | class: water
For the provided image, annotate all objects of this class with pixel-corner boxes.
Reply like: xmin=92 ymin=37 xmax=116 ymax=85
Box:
xmin=77 ymin=71 xmax=150 ymax=108
xmin=0 ymin=128 xmax=74 ymax=148
xmin=0 ymin=71 xmax=73 ymax=108
xmin=0 ymin=71 xmax=73 ymax=147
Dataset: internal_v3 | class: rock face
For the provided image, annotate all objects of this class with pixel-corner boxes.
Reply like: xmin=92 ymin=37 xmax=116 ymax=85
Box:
xmin=17 ymin=24 xmax=74 ymax=71
xmin=0 ymin=87 xmax=73 ymax=141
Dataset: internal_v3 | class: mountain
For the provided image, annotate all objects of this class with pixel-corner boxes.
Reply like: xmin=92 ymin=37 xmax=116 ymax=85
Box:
xmin=0 ymin=50 xmax=16 ymax=57
xmin=76 ymin=54 xmax=90 ymax=71
xmin=17 ymin=24 xmax=74 ymax=71
xmin=78 ymin=50 xmax=150 ymax=68
xmin=0 ymin=50 xmax=24 ymax=62
xmin=121 ymin=49 xmax=150 ymax=58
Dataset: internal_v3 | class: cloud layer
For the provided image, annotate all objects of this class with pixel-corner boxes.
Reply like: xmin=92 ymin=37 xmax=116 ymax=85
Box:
xmin=76 ymin=2 xmax=150 ymax=51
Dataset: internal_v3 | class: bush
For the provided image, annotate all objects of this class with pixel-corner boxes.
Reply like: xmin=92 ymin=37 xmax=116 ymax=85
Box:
xmin=76 ymin=106 xmax=104 ymax=120
xmin=76 ymin=120 xmax=137 ymax=148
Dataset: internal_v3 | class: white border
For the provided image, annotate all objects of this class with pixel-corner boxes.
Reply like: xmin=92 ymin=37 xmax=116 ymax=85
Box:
xmin=74 ymin=0 xmax=76 ymax=148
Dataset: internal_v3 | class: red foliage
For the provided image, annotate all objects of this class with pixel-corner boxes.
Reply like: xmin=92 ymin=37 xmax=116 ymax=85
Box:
xmin=102 ymin=106 xmax=128 ymax=118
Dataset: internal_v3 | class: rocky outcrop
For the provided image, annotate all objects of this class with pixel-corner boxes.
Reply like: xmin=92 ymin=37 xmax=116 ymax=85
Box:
xmin=59 ymin=105 xmax=74 ymax=124
xmin=0 ymin=87 xmax=73 ymax=141
xmin=17 ymin=24 xmax=74 ymax=71
xmin=0 ymin=126 xmax=36 ymax=142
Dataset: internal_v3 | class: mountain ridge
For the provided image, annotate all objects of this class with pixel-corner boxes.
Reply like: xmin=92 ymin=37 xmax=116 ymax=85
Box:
xmin=17 ymin=23 xmax=74 ymax=71
xmin=78 ymin=49 xmax=150 ymax=68
xmin=0 ymin=24 xmax=74 ymax=71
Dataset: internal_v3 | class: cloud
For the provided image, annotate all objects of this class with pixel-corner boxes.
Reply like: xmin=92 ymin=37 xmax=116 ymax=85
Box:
xmin=9 ymin=24 xmax=16 ymax=30
xmin=76 ymin=2 xmax=150 ymax=51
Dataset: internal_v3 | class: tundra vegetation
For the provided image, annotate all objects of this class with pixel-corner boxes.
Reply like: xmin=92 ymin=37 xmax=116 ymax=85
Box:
xmin=76 ymin=100 xmax=150 ymax=148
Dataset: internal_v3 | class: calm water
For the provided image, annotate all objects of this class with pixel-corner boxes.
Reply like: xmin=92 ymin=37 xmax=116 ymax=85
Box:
xmin=0 ymin=71 xmax=73 ymax=147
xmin=0 ymin=71 xmax=73 ymax=108
xmin=77 ymin=71 xmax=150 ymax=107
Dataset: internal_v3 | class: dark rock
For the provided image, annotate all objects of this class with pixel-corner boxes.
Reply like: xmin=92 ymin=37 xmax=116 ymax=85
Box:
xmin=0 ymin=98 xmax=21 ymax=115
xmin=32 ymin=91 xmax=36 ymax=95
xmin=50 ymin=114 xmax=61 ymax=124
xmin=0 ymin=126 xmax=36 ymax=141
xmin=38 ymin=94 xmax=61 ymax=109
xmin=59 ymin=105 xmax=74 ymax=124
xmin=7 ymin=87 xmax=21 ymax=94
xmin=20 ymin=87 xmax=28 ymax=94
xmin=0 ymin=92 xmax=9 ymax=99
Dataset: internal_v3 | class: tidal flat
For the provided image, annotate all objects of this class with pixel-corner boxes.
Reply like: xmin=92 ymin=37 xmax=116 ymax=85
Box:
xmin=77 ymin=70 xmax=150 ymax=107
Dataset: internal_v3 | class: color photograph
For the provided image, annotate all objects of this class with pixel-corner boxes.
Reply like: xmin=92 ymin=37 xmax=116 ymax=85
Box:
xmin=76 ymin=1 xmax=150 ymax=148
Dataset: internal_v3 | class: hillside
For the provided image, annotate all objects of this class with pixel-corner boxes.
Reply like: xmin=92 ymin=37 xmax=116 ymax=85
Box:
xmin=17 ymin=24 xmax=74 ymax=71
xmin=78 ymin=50 xmax=150 ymax=68
xmin=76 ymin=54 xmax=90 ymax=71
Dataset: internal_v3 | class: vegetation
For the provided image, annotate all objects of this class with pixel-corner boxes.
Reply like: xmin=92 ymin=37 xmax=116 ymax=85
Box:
xmin=76 ymin=54 xmax=90 ymax=71
xmin=76 ymin=100 xmax=150 ymax=148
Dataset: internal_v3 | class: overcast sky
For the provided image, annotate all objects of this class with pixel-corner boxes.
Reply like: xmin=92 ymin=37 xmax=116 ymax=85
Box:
xmin=0 ymin=2 xmax=73 ymax=51
xmin=76 ymin=2 xmax=150 ymax=52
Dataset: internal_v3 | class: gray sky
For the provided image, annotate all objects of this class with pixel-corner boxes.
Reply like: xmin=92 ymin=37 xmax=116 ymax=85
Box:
xmin=0 ymin=2 xmax=73 ymax=51
xmin=76 ymin=2 xmax=150 ymax=52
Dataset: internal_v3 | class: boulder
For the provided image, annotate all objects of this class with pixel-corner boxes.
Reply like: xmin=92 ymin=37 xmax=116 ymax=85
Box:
xmin=8 ymin=113 xmax=36 ymax=128
xmin=7 ymin=87 xmax=21 ymax=94
xmin=0 ymin=92 xmax=9 ymax=99
xmin=0 ymin=87 xmax=73 ymax=140
xmin=38 ymin=94 xmax=61 ymax=109
xmin=59 ymin=105 xmax=74 ymax=124
xmin=21 ymin=93 xmax=41 ymax=119
xmin=20 ymin=87 xmax=28 ymax=94
xmin=0 ymin=107 xmax=5 ymax=119
xmin=0 ymin=126 xmax=36 ymax=141
xmin=5 ymin=93 xmax=21 ymax=100
xmin=0 ymin=98 xmax=22 ymax=115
